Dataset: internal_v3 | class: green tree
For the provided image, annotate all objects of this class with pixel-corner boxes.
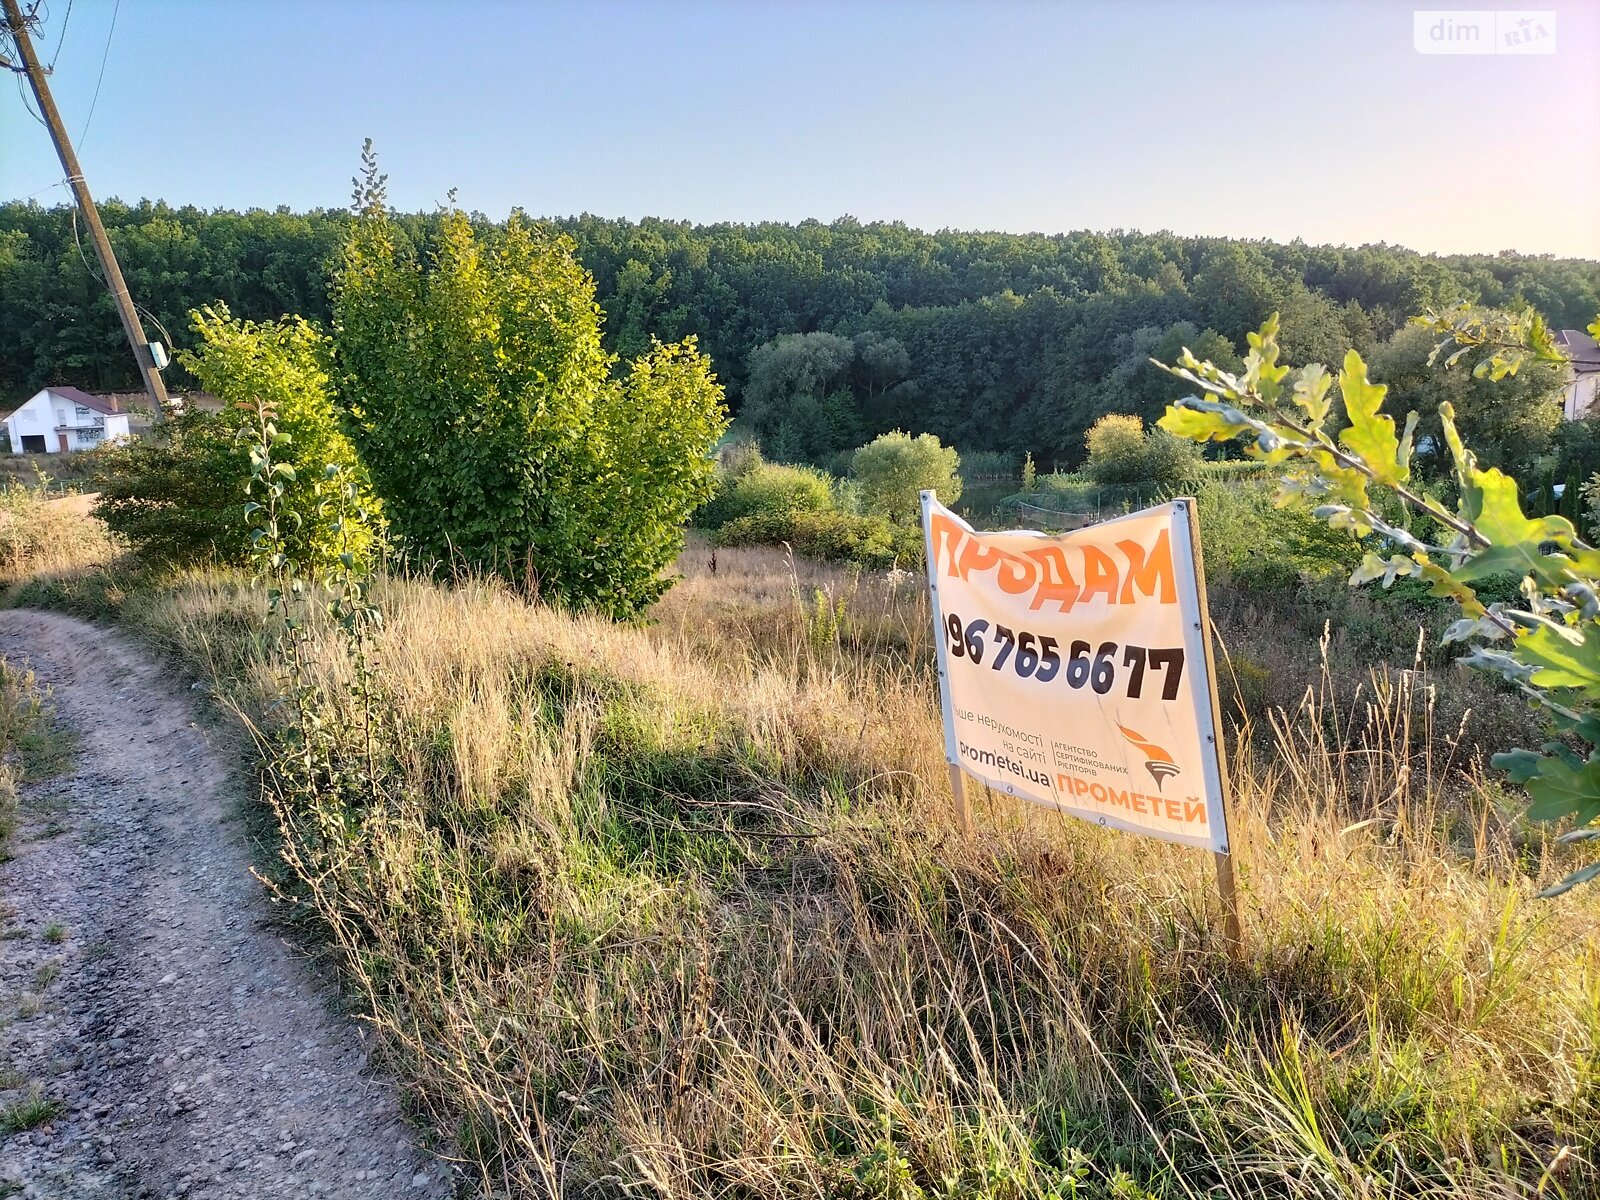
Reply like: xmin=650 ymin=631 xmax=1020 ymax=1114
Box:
xmin=94 ymin=304 xmax=375 ymax=569
xmin=333 ymin=192 xmax=726 ymax=617
xmin=741 ymin=332 xmax=861 ymax=463
xmin=851 ymin=430 xmax=961 ymax=525
xmin=1369 ymin=319 xmax=1564 ymax=477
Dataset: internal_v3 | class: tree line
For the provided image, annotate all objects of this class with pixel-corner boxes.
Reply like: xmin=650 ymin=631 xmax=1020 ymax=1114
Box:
xmin=4 ymin=198 xmax=1598 ymax=467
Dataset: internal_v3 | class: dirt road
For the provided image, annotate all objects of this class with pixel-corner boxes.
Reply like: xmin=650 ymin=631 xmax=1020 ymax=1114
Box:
xmin=0 ymin=610 xmax=453 ymax=1199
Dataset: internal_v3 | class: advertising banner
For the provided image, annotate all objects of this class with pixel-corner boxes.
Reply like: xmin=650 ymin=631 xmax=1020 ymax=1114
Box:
xmin=921 ymin=493 xmax=1231 ymax=853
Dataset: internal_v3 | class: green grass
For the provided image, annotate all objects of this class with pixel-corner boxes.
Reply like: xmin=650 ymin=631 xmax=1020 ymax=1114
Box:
xmin=0 ymin=451 xmax=102 ymax=494
xmin=0 ymin=657 xmax=68 ymax=857
xmin=0 ymin=1091 xmax=62 ymax=1134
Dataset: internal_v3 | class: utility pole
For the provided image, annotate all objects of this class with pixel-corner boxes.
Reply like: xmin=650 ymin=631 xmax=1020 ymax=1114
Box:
xmin=1 ymin=0 xmax=167 ymax=417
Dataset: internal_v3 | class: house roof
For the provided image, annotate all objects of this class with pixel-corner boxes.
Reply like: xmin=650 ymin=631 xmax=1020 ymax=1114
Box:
xmin=42 ymin=385 xmax=122 ymax=415
xmin=1557 ymin=329 xmax=1600 ymax=371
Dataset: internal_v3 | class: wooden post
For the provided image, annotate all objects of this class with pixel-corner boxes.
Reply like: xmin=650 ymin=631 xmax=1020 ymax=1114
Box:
xmin=947 ymin=762 xmax=971 ymax=834
xmin=921 ymin=489 xmax=972 ymax=837
xmin=1213 ymin=850 xmax=1243 ymax=949
xmin=1180 ymin=497 xmax=1244 ymax=956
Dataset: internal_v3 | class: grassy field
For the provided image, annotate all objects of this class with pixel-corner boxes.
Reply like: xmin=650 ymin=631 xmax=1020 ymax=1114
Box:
xmin=0 ymin=451 xmax=103 ymax=495
xmin=7 ymin=509 xmax=1599 ymax=1198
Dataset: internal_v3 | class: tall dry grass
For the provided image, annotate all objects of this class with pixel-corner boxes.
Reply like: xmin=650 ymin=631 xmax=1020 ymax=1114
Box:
xmin=0 ymin=481 xmax=119 ymax=585
xmin=107 ymin=539 xmax=1599 ymax=1200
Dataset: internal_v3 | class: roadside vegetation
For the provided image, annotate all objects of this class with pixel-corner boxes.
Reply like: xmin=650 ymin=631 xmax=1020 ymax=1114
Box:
xmin=5 ymin=513 xmax=1593 ymax=1197
xmin=692 ymin=432 xmax=958 ymax=570
xmin=0 ymin=647 xmax=77 ymax=863
xmin=0 ymin=478 xmax=117 ymax=588
xmin=1 ymin=150 xmax=1597 ymax=1197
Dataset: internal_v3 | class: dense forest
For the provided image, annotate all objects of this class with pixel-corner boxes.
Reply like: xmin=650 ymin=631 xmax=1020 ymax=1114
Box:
xmin=3 ymin=199 xmax=1598 ymax=467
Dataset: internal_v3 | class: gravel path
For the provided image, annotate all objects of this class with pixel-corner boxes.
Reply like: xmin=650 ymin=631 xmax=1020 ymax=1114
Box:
xmin=0 ymin=610 xmax=453 ymax=1199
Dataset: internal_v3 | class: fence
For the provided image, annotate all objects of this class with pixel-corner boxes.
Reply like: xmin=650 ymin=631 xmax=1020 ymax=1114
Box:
xmin=1006 ymin=499 xmax=1106 ymax=531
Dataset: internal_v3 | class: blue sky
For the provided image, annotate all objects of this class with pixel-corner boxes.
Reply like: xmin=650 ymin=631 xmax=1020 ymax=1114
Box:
xmin=4 ymin=0 xmax=1597 ymax=258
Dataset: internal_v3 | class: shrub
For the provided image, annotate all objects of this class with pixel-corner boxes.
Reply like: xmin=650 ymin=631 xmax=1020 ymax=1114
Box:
xmin=717 ymin=437 xmax=764 ymax=481
xmin=334 ymin=179 xmax=726 ymax=618
xmin=1081 ymin=413 xmax=1145 ymax=484
xmin=92 ymin=409 xmax=247 ymax=567
xmin=851 ymin=430 xmax=961 ymax=525
xmin=695 ymin=460 xmax=834 ymax=530
xmin=1083 ymin=413 xmax=1201 ymax=486
xmin=714 ymin=508 xmax=919 ymax=569
xmin=1187 ymin=478 xmax=1358 ymax=591
xmin=95 ymin=304 xmax=377 ymax=570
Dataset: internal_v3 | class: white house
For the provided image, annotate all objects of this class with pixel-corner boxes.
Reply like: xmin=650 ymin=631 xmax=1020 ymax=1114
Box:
xmin=1557 ymin=329 xmax=1600 ymax=421
xmin=3 ymin=386 xmax=132 ymax=454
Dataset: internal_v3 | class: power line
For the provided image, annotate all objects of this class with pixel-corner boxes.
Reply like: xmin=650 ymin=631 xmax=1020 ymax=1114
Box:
xmin=45 ymin=0 xmax=69 ymax=70
xmin=69 ymin=202 xmax=178 ymax=386
xmin=13 ymin=66 xmax=44 ymax=122
xmin=77 ymin=0 xmax=112 ymax=148
xmin=17 ymin=176 xmax=67 ymax=201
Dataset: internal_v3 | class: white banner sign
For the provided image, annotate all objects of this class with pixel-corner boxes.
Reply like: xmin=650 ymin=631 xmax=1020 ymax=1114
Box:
xmin=921 ymin=492 xmax=1231 ymax=853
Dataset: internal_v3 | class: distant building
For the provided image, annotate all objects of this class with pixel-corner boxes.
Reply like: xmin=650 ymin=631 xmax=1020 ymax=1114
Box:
xmin=1557 ymin=329 xmax=1600 ymax=420
xmin=2 ymin=386 xmax=132 ymax=454
xmin=0 ymin=389 xmax=226 ymax=450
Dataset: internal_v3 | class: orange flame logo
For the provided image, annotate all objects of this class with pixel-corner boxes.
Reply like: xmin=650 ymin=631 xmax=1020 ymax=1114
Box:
xmin=1117 ymin=724 xmax=1181 ymax=791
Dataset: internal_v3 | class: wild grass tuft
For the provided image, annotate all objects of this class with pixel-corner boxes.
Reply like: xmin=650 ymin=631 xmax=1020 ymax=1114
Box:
xmin=0 ymin=1090 xmax=62 ymax=1135
xmin=0 ymin=656 xmax=71 ymax=855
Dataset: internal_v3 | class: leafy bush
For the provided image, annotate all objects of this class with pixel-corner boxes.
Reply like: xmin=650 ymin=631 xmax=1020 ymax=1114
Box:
xmin=1083 ymin=413 xmax=1201 ymax=486
xmin=334 ymin=183 xmax=726 ymax=618
xmin=1187 ymin=478 xmax=1358 ymax=591
xmin=717 ymin=437 xmax=764 ymax=482
xmin=95 ymin=305 xmax=374 ymax=570
xmin=851 ymin=430 xmax=961 ymax=525
xmin=1158 ymin=305 xmax=1600 ymax=892
xmin=92 ymin=409 xmax=247 ymax=567
xmin=694 ymin=459 xmax=834 ymax=530
xmin=714 ymin=508 xmax=920 ymax=569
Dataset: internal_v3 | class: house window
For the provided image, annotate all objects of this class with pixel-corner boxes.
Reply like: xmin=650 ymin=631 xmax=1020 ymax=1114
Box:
xmin=77 ymin=427 xmax=104 ymax=445
xmin=74 ymin=405 xmax=96 ymax=423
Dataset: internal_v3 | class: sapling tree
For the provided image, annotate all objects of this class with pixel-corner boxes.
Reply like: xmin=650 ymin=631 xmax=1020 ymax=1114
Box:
xmin=1156 ymin=306 xmax=1600 ymax=893
xmin=333 ymin=150 xmax=727 ymax=618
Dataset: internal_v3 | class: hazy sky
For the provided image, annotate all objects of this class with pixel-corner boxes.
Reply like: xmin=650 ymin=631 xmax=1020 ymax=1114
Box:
xmin=4 ymin=0 xmax=1597 ymax=258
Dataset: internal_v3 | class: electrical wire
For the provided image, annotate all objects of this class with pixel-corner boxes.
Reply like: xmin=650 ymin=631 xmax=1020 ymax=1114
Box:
xmin=17 ymin=177 xmax=67 ymax=201
xmin=46 ymin=0 xmax=71 ymax=71
xmin=69 ymin=205 xmax=179 ymax=364
xmin=77 ymin=0 xmax=114 ymax=148
xmin=13 ymin=68 xmax=44 ymax=122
